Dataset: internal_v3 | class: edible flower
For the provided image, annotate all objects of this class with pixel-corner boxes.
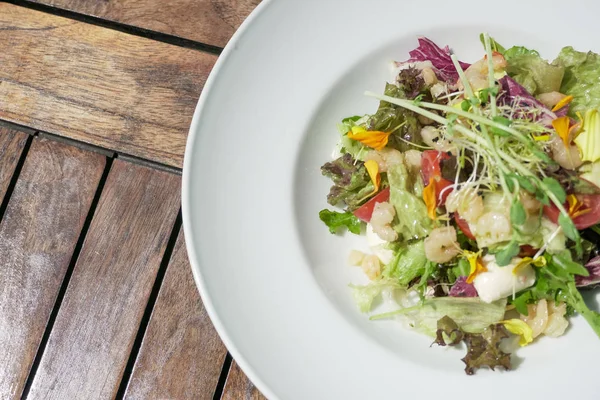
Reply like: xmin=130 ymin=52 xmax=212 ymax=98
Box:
xmin=347 ymin=126 xmax=391 ymax=151
xmin=500 ymin=319 xmax=533 ymax=346
xmin=551 ymin=116 xmax=580 ymax=148
xmin=465 ymin=250 xmax=486 ymax=284
xmin=513 ymin=256 xmax=546 ymax=275
xmin=551 ymin=95 xmax=574 ymax=112
xmin=364 ymin=159 xmax=381 ymax=195
xmin=423 ymin=177 xmax=437 ymax=220
xmin=574 ymin=109 xmax=600 ymax=162
xmin=567 ymin=194 xmax=590 ymax=219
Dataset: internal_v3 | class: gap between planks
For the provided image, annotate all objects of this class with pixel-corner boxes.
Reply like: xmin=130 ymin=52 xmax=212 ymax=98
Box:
xmin=4 ymin=0 xmax=224 ymax=55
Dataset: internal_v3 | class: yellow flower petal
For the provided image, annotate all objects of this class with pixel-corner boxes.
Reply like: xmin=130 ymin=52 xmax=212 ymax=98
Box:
xmin=551 ymin=116 xmax=572 ymax=147
xmin=551 ymin=95 xmax=574 ymax=112
xmin=422 ymin=177 xmax=437 ymax=220
xmin=465 ymin=250 xmax=486 ymax=284
xmin=501 ymin=319 xmax=533 ymax=346
xmin=348 ymin=126 xmax=391 ymax=151
xmin=364 ymin=159 xmax=380 ymax=195
xmin=532 ymin=134 xmax=551 ymax=142
xmin=512 ymin=256 xmax=546 ymax=275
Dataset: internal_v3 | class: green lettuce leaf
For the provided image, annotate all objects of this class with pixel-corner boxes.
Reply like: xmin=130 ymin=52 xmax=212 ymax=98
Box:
xmin=382 ymin=240 xmax=428 ymax=285
xmin=504 ymin=46 xmax=564 ymax=95
xmin=319 ymin=209 xmax=362 ymax=234
xmin=350 ymin=279 xmax=400 ymax=313
xmin=337 ymin=116 xmax=367 ymax=159
xmin=554 ymin=46 xmax=600 ymax=116
xmin=372 ymin=297 xmax=507 ymax=336
xmin=366 ymin=83 xmax=423 ymax=152
xmin=387 ymin=161 xmax=432 ymax=240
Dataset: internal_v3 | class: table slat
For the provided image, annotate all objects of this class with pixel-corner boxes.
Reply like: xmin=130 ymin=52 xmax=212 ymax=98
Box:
xmin=0 ymin=3 xmax=217 ymax=168
xmin=222 ymin=361 xmax=266 ymax=400
xmin=27 ymin=159 xmax=181 ymax=399
xmin=0 ymin=137 xmax=105 ymax=399
xmin=0 ymin=127 xmax=28 ymax=200
xmin=30 ymin=0 xmax=261 ymax=48
xmin=124 ymin=230 xmax=227 ymax=400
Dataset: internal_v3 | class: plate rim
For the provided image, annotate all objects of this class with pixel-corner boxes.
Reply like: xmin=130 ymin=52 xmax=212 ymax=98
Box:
xmin=181 ymin=0 xmax=277 ymax=398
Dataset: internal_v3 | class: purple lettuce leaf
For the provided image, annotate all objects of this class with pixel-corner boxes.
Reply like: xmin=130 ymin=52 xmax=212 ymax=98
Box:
xmin=396 ymin=37 xmax=470 ymax=83
xmin=497 ymin=76 xmax=557 ymax=124
xmin=576 ymin=256 xmax=600 ymax=287
xmin=449 ymin=276 xmax=478 ymax=297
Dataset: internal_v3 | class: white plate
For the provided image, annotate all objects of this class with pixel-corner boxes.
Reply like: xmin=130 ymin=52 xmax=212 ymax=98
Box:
xmin=182 ymin=1 xmax=600 ymax=398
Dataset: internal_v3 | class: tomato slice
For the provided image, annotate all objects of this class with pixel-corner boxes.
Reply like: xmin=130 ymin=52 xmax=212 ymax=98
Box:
xmin=519 ymin=245 xmax=538 ymax=257
xmin=353 ymin=187 xmax=390 ymax=222
xmin=454 ymin=212 xmax=476 ymax=240
xmin=421 ymin=150 xmax=454 ymax=205
xmin=543 ymin=194 xmax=600 ymax=230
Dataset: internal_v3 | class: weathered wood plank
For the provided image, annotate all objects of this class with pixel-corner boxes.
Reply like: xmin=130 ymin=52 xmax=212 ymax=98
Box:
xmin=222 ymin=361 xmax=267 ymax=400
xmin=27 ymin=159 xmax=181 ymax=399
xmin=0 ymin=138 xmax=105 ymax=399
xmin=124 ymin=230 xmax=227 ymax=400
xmin=0 ymin=3 xmax=217 ymax=168
xmin=30 ymin=0 xmax=261 ymax=48
xmin=0 ymin=127 xmax=28 ymax=201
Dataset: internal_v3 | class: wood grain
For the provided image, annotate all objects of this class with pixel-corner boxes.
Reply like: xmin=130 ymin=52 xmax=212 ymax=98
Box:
xmin=0 ymin=3 xmax=217 ymax=168
xmin=31 ymin=0 xmax=261 ymax=48
xmin=124 ymin=230 xmax=227 ymax=400
xmin=27 ymin=159 xmax=180 ymax=399
xmin=0 ymin=138 xmax=105 ymax=400
xmin=0 ymin=127 xmax=28 ymax=200
xmin=222 ymin=361 xmax=267 ymax=400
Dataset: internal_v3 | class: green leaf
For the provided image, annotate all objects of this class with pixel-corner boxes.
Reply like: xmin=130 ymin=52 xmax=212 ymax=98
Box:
xmin=534 ymin=188 xmax=550 ymax=206
xmin=460 ymin=100 xmax=471 ymax=111
xmin=494 ymin=241 xmax=520 ymax=266
xmin=510 ymin=201 xmax=527 ymax=226
xmin=513 ymin=174 xmax=536 ymax=193
xmin=553 ymin=251 xmax=589 ymax=277
xmin=505 ymin=45 xmax=564 ymax=95
xmin=479 ymin=34 xmax=506 ymax=54
xmin=319 ymin=209 xmax=362 ymax=235
xmin=558 ymin=212 xmax=578 ymax=241
xmin=511 ymin=291 xmax=533 ymax=315
xmin=554 ymin=46 xmax=600 ymax=117
xmin=542 ymin=177 xmax=567 ymax=204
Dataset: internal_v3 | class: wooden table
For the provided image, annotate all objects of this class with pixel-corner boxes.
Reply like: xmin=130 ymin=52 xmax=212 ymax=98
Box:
xmin=0 ymin=1 xmax=265 ymax=398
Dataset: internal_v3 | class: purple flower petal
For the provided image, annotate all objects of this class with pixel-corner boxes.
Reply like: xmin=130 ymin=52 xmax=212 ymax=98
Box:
xmin=449 ymin=277 xmax=478 ymax=297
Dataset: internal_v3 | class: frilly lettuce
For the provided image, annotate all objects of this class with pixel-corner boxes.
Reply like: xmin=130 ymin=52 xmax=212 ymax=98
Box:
xmin=504 ymin=46 xmax=564 ymax=95
xmin=387 ymin=161 xmax=432 ymax=240
xmin=554 ymin=46 xmax=600 ymax=116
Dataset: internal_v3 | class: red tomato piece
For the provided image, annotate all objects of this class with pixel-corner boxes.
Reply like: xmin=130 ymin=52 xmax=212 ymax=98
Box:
xmin=353 ymin=187 xmax=390 ymax=222
xmin=543 ymin=194 xmax=600 ymax=230
xmin=454 ymin=212 xmax=476 ymax=240
xmin=421 ymin=150 xmax=453 ymax=206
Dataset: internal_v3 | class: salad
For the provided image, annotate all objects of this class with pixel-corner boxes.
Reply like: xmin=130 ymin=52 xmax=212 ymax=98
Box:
xmin=319 ymin=33 xmax=600 ymax=375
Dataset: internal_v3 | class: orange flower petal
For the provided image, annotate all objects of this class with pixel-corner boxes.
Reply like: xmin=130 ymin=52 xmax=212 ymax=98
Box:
xmin=348 ymin=126 xmax=391 ymax=151
xmin=422 ymin=177 xmax=437 ymax=220
xmin=364 ymin=159 xmax=380 ymax=195
xmin=567 ymin=194 xmax=591 ymax=219
xmin=552 ymin=95 xmax=574 ymax=112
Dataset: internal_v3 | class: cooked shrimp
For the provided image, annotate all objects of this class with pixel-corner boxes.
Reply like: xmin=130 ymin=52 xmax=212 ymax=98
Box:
xmin=370 ymin=202 xmax=398 ymax=242
xmin=363 ymin=148 xmax=403 ymax=173
xmin=421 ymin=67 xmax=438 ymax=86
xmin=361 ymin=254 xmax=381 ymax=280
xmin=445 ymin=188 xmax=484 ymax=223
xmin=548 ymin=136 xmax=582 ymax=170
xmin=474 ymin=212 xmax=512 ymax=247
xmin=537 ymin=91 xmax=566 ymax=109
xmin=461 ymin=53 xmax=507 ymax=91
xmin=421 ymin=126 xmax=455 ymax=153
xmin=424 ymin=226 xmax=460 ymax=263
